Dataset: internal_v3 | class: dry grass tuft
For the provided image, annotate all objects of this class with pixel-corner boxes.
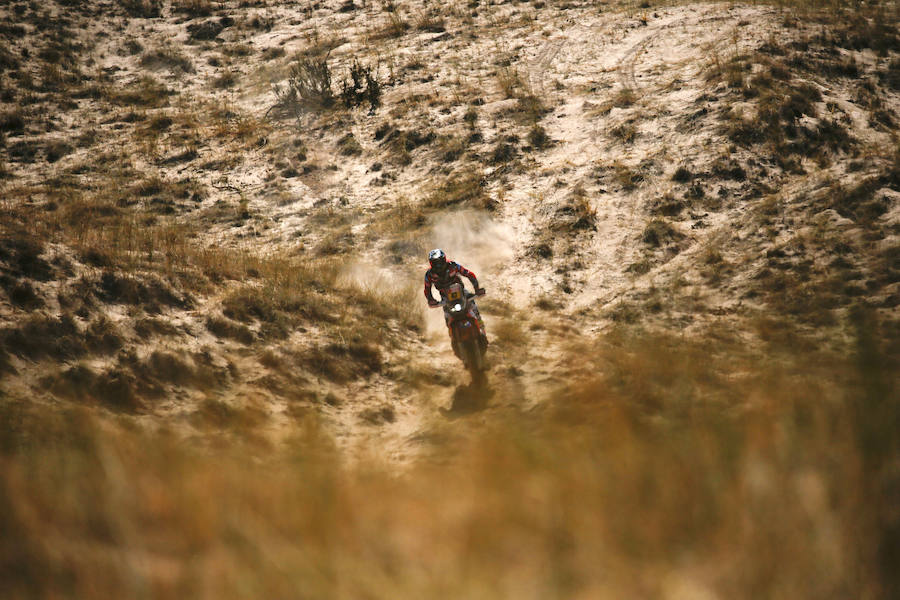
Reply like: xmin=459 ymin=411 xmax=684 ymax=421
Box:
xmin=425 ymin=173 xmax=494 ymax=211
xmin=2 ymin=322 xmax=897 ymax=597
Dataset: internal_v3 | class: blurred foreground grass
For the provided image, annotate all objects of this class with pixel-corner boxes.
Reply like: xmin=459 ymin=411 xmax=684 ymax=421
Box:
xmin=2 ymin=311 xmax=897 ymax=599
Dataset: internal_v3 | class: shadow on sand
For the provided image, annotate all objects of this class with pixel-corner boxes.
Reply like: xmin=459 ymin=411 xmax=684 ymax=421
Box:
xmin=440 ymin=376 xmax=494 ymax=418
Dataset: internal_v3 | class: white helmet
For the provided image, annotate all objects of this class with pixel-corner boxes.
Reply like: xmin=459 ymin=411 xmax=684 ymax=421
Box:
xmin=428 ymin=248 xmax=447 ymax=273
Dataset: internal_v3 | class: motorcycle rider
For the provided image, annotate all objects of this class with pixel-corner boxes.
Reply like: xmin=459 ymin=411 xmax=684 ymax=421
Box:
xmin=424 ymin=248 xmax=487 ymax=357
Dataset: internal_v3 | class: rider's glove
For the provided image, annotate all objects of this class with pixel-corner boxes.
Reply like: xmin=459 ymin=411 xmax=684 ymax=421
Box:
xmin=475 ymin=287 xmax=486 ymax=295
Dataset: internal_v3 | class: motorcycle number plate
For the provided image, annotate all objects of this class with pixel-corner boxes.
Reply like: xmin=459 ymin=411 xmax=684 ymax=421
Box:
xmin=448 ymin=289 xmax=461 ymax=301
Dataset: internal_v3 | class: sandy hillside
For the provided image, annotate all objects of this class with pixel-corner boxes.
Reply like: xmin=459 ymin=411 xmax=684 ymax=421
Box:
xmin=1 ymin=0 xmax=898 ymax=460
xmin=2 ymin=1 xmax=900 ymax=598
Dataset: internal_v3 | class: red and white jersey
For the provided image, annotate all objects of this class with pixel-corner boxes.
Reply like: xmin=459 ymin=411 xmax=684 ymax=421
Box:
xmin=424 ymin=261 xmax=478 ymax=303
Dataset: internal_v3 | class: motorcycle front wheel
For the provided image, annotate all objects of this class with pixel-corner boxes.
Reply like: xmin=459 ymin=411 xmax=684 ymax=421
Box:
xmin=462 ymin=338 xmax=486 ymax=376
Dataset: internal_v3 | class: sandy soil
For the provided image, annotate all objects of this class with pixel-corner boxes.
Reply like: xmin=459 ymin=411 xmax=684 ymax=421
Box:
xmin=1 ymin=1 xmax=897 ymax=463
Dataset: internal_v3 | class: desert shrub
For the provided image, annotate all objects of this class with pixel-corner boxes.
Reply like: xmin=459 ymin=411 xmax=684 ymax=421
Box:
xmin=213 ymin=70 xmax=237 ymax=89
xmin=206 ymin=316 xmax=255 ymax=345
xmin=221 ymin=279 xmax=331 ymax=330
xmin=0 ymin=111 xmax=25 ymax=135
xmin=496 ymin=67 xmax=522 ymax=99
xmin=626 ymin=258 xmax=653 ymax=275
xmin=379 ymin=126 xmax=434 ymax=165
xmin=359 ymin=405 xmax=395 ymax=425
xmin=303 ymin=341 xmax=382 ymax=382
xmin=463 ymin=107 xmax=478 ymax=128
xmin=6 ymin=140 xmax=39 ymax=163
xmin=134 ymin=317 xmax=180 ymax=339
xmin=828 ymin=177 xmax=894 ymax=224
xmin=371 ymin=12 xmax=409 ymax=40
xmin=187 ymin=17 xmax=233 ymax=42
xmin=551 ymin=190 xmax=596 ymax=232
xmin=222 ymin=44 xmax=251 ymax=58
xmin=45 ymin=140 xmax=73 ymax=163
xmin=106 ymin=75 xmax=171 ymax=107
xmin=0 ymin=45 xmax=19 ymax=72
xmin=613 ymin=87 xmax=636 ymax=107
xmin=85 ymin=317 xmax=124 ymax=355
xmin=340 ymin=61 xmax=381 ymax=112
xmin=337 ymin=133 xmax=362 ymax=156
xmin=172 ymin=0 xmax=213 ymax=17
xmin=139 ymin=48 xmax=195 ymax=74
xmin=91 ymin=271 xmax=192 ymax=311
xmin=527 ymin=125 xmax=551 ymax=149
xmin=127 ymin=350 xmax=224 ymax=392
xmin=262 ymin=46 xmax=286 ymax=61
xmin=609 ymin=122 xmax=637 ymax=143
xmin=438 ymin=136 xmax=467 ymax=162
xmin=415 ymin=11 xmax=445 ymax=33
xmin=490 ymin=141 xmax=517 ymax=164
xmin=0 ymin=235 xmax=52 ymax=280
xmin=425 ymin=173 xmax=493 ymax=211
xmin=122 ymin=0 xmax=162 ymax=18
xmin=642 ymin=218 xmax=682 ymax=248
xmin=42 ymin=363 xmax=140 ymax=410
xmin=650 ymin=193 xmax=687 ymax=217
xmin=711 ymin=157 xmax=746 ymax=181
xmin=2 ymin=314 xmax=86 ymax=361
xmin=4 ymin=280 xmax=44 ymax=310
xmin=880 ymin=58 xmax=900 ymax=90
xmin=511 ymin=94 xmax=547 ymax=124
xmin=613 ymin=164 xmax=643 ymax=191
xmin=0 ymin=23 xmax=25 ymax=38
xmin=272 ymin=57 xmax=334 ymax=117
xmin=75 ymin=129 xmax=100 ymax=148
xmin=671 ymin=166 xmax=692 ymax=183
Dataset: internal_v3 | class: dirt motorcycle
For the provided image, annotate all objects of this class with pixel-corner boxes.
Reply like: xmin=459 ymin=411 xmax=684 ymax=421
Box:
xmin=430 ymin=282 xmax=488 ymax=376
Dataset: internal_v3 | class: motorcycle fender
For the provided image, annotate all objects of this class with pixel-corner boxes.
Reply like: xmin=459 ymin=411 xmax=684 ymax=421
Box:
xmin=452 ymin=320 xmax=476 ymax=342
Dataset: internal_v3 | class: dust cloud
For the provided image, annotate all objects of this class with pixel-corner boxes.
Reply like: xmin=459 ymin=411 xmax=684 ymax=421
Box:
xmin=422 ymin=210 xmax=516 ymax=336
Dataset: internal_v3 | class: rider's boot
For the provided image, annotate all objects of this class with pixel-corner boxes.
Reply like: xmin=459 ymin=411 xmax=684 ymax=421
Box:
xmin=469 ymin=303 xmax=488 ymax=350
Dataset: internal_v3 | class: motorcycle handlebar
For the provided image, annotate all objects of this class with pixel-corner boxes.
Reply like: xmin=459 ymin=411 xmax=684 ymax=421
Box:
xmin=429 ymin=288 xmax=486 ymax=307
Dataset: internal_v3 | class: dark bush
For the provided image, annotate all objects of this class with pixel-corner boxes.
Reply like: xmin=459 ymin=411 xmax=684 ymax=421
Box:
xmin=271 ymin=58 xmax=334 ymax=116
xmin=45 ymin=140 xmax=73 ymax=163
xmin=527 ymin=125 xmax=551 ymax=149
xmin=642 ymin=219 xmax=682 ymax=248
xmin=359 ymin=405 xmax=395 ymax=425
xmin=6 ymin=140 xmax=39 ymax=162
xmin=2 ymin=314 xmax=86 ymax=361
xmin=139 ymin=49 xmax=195 ymax=74
xmin=0 ymin=45 xmax=19 ymax=71
xmin=303 ymin=341 xmax=382 ymax=382
xmin=0 ymin=235 xmax=51 ymax=280
xmin=650 ymin=194 xmax=687 ymax=217
xmin=672 ymin=166 xmax=692 ymax=183
xmin=490 ymin=141 xmax=517 ymax=164
xmin=85 ymin=317 xmax=124 ymax=355
xmin=122 ymin=0 xmax=162 ymax=18
xmin=340 ymin=61 xmax=381 ymax=112
xmin=426 ymin=173 xmax=493 ymax=211
xmin=337 ymin=133 xmax=362 ymax=156
xmin=206 ymin=316 xmax=255 ymax=345
xmin=43 ymin=364 xmax=140 ymax=411
xmin=134 ymin=317 xmax=180 ymax=339
xmin=6 ymin=280 xmax=44 ymax=310
xmin=187 ymin=19 xmax=229 ymax=41
xmin=93 ymin=271 xmax=191 ymax=310
xmin=213 ymin=71 xmax=237 ymax=89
